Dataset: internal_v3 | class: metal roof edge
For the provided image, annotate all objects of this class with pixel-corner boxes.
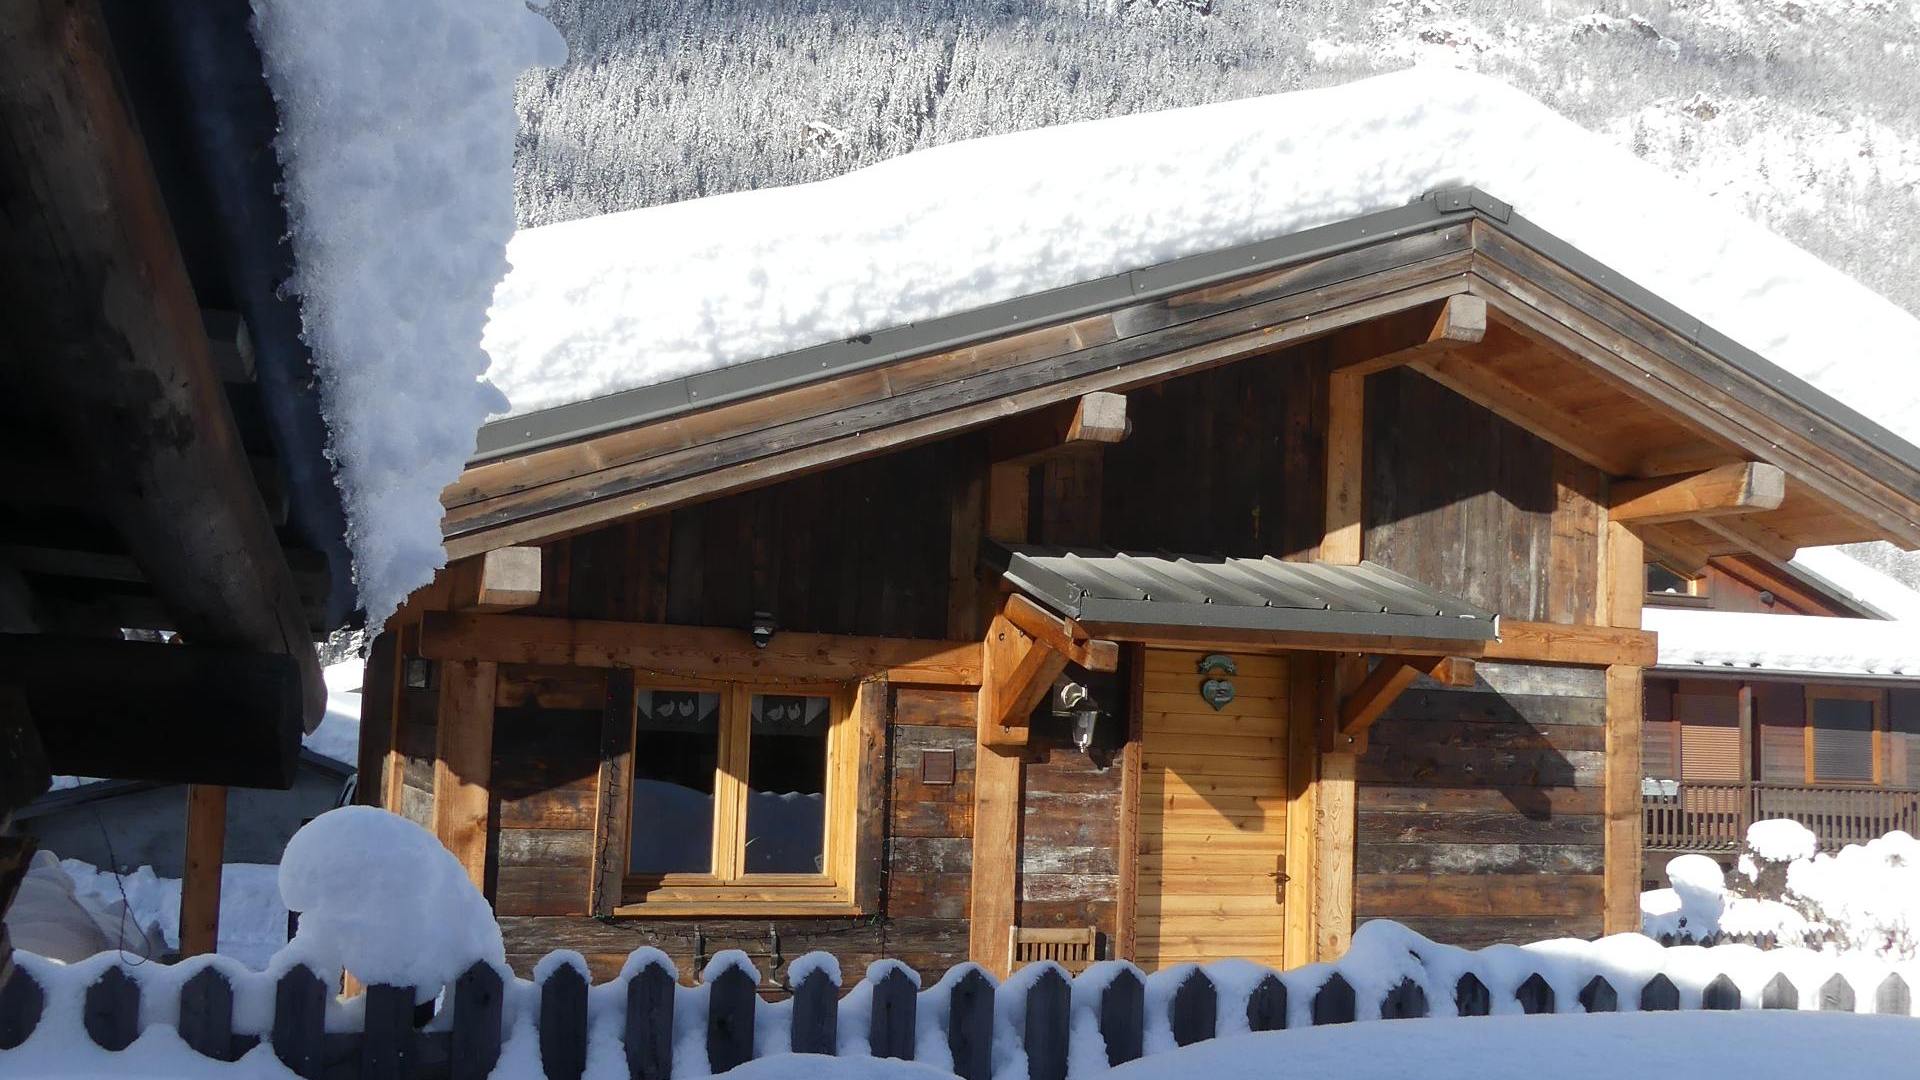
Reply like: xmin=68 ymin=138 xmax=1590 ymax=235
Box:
xmin=1650 ymin=663 xmax=1920 ymax=685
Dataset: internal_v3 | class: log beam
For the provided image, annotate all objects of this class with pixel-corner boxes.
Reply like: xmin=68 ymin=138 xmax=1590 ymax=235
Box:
xmin=988 ymin=392 xmax=1130 ymax=465
xmin=977 ymin=614 xmax=1070 ymax=750
xmin=450 ymin=547 xmax=543 ymax=612
xmin=1001 ymin=593 xmax=1119 ymax=673
xmin=1334 ymin=654 xmax=1469 ymax=751
xmin=1330 ymin=294 xmax=1488 ymax=376
xmin=1699 ymin=515 xmax=1800 ymax=566
xmin=1608 ymin=462 xmax=1786 ymax=525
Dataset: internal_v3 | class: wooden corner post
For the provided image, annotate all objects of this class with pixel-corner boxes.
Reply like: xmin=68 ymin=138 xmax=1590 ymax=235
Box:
xmin=1600 ymin=520 xmax=1646 ymax=935
xmin=432 ymin=659 xmax=498 ymax=894
xmin=1312 ymin=366 xmax=1367 ymax=961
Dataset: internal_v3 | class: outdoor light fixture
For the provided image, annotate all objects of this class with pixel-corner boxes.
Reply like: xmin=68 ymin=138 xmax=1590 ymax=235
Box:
xmin=402 ymin=657 xmax=433 ymax=690
xmin=750 ymin=610 xmax=777 ymax=649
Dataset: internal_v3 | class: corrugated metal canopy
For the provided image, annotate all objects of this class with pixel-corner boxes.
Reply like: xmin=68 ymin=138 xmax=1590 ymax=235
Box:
xmin=1001 ymin=547 xmax=1498 ymax=643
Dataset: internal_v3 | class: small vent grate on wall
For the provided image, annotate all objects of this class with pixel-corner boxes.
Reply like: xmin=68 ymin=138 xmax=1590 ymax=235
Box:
xmin=1010 ymin=926 xmax=1098 ymax=973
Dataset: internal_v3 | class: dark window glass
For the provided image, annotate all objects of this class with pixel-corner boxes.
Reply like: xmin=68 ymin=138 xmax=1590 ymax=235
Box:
xmin=1811 ymin=696 xmax=1875 ymax=783
xmin=629 ymin=689 xmax=722 ymax=874
xmin=743 ymin=693 xmax=830 ymax=874
xmin=1646 ymin=564 xmax=1690 ymax=595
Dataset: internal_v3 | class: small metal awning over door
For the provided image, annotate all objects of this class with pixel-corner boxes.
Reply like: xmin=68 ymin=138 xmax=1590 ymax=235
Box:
xmin=999 ymin=547 xmax=1498 ymax=644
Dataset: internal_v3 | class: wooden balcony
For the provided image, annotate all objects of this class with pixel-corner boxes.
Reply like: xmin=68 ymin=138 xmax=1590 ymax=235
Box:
xmin=1643 ymin=781 xmax=1920 ymax=853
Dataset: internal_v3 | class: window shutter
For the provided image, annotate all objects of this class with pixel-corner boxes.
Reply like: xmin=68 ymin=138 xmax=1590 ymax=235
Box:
xmin=1680 ymin=724 xmax=1740 ymax=782
xmin=1810 ymin=696 xmax=1876 ymax=783
xmin=1642 ymin=721 xmax=1677 ymax=780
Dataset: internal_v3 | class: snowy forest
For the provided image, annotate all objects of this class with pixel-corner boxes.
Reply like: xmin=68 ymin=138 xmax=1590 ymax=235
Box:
xmin=511 ymin=0 xmax=1920 ymax=581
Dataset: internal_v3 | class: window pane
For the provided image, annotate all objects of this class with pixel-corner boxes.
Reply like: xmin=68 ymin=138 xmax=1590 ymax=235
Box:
xmin=743 ymin=693 xmax=830 ymax=874
xmin=1812 ymin=696 xmax=1875 ymax=782
xmin=629 ymin=689 xmax=722 ymax=874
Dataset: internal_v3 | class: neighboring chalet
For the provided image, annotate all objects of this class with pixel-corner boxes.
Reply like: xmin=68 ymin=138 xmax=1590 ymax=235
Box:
xmin=359 ymin=186 xmax=1920 ymax=985
xmin=1640 ymin=553 xmax=1920 ymax=880
xmin=1 ymin=3 xmax=362 ymax=970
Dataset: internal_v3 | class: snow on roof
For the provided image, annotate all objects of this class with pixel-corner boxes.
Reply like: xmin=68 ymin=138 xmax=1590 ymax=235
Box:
xmin=481 ymin=66 xmax=1920 ymax=475
xmin=1647 ymin=606 xmax=1920 ymax=681
xmin=251 ymin=0 xmax=565 ymax=627
xmin=1788 ymin=546 xmax=1920 ymax=623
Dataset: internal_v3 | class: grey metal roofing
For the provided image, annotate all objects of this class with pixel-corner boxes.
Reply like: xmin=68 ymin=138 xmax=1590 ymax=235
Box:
xmin=999 ymin=547 xmax=1499 ymax=643
xmin=468 ymin=186 xmax=1920 ymax=483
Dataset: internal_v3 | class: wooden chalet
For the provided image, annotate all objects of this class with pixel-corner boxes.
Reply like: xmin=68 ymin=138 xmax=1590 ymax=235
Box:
xmin=2 ymin=1 xmax=359 ymax=973
xmin=361 ymin=189 xmax=1920 ymax=983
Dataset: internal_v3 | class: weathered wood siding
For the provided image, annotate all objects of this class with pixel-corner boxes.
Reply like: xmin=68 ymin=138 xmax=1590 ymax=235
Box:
xmin=1354 ymin=661 xmax=1608 ymax=947
xmin=394 ymin=682 xmax=437 ymax=830
xmin=489 ymin=665 xmax=605 ymax=918
xmin=1019 ymin=746 xmax=1122 ymax=946
xmin=1364 ymin=367 xmax=1605 ymax=624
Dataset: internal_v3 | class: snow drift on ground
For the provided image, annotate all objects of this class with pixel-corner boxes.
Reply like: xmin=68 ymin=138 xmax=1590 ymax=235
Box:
xmin=53 ymin=859 xmax=289 ymax=969
xmin=299 ymin=658 xmax=364 ymax=770
xmin=1645 ymin=605 xmax=1920 ymax=679
xmin=249 ymin=0 xmax=565 ymax=627
xmin=483 ymin=65 xmax=1920 ymax=467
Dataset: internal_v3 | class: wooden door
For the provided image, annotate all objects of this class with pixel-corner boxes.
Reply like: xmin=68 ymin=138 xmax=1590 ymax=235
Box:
xmin=1135 ymin=648 xmax=1290 ymax=968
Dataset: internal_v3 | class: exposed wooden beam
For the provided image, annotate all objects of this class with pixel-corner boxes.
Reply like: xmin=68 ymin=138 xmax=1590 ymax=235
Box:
xmin=1002 ymin=593 xmax=1119 ymax=673
xmin=1315 ymin=653 xmax=1357 ymax=961
xmin=1601 ymin=521 xmax=1647 ymax=632
xmin=1637 ymin=523 xmax=1712 ymax=578
xmin=1331 ymin=294 xmax=1487 ymax=376
xmin=0 ymin=0 xmax=324 ymax=728
xmin=1411 ymin=349 xmax=1641 ymax=477
xmin=989 ymin=392 xmax=1131 ymax=465
xmin=178 ymin=785 xmax=226 ymax=957
xmin=1483 ymin=619 xmax=1657 ymax=667
xmin=1 ymin=634 xmax=300 ymax=787
xmin=1609 ymin=462 xmax=1786 ymax=525
xmin=1335 ymin=654 xmax=1468 ymax=751
xmin=417 ymin=611 xmax=982 ymax=688
xmin=1323 ymin=370 xmax=1366 ymax=564
xmin=432 ymin=659 xmax=496 ymax=893
xmin=977 ymin=613 xmax=1070 ymax=749
xmin=450 ymin=547 xmax=543 ymax=612
xmin=1699 ymin=515 xmax=1800 ymax=566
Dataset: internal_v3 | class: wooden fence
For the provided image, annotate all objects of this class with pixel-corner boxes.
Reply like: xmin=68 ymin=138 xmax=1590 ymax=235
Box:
xmin=1643 ymin=782 xmax=1920 ymax=853
xmin=0 ymin=949 xmax=1914 ymax=1080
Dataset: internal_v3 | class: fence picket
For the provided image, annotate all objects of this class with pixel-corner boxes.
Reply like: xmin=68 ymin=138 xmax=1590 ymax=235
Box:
xmin=1639 ymin=974 xmax=1680 ymax=1012
xmin=1099 ymin=969 xmax=1145 ymax=1065
xmin=1455 ymin=973 xmax=1490 ymax=1017
xmin=1171 ymin=969 xmax=1216 ymax=1046
xmin=707 ymin=964 xmax=757 ymax=1074
xmin=363 ymin=983 xmax=417 ymax=1080
xmin=272 ymin=964 xmax=327 ymax=1080
xmin=1311 ymin=973 xmax=1355 ymax=1025
xmin=871 ymin=968 xmax=917 ymax=1060
xmin=1380 ymin=978 xmax=1427 ymax=1019
xmin=452 ymin=962 xmax=504 ymax=1080
xmin=1761 ymin=974 xmax=1797 ymax=1010
xmin=1515 ymin=973 xmax=1554 ymax=1015
xmin=178 ymin=967 xmax=234 ymax=1061
xmin=790 ymin=968 xmax=838 ymax=1057
xmin=84 ymin=965 xmax=138 ymax=1051
xmin=540 ymin=964 xmax=590 ymax=1080
xmin=1577 ymin=977 xmax=1616 ymax=1013
xmin=948 ymin=969 xmax=994 ymax=1080
xmin=1701 ymin=975 xmax=1740 ymax=1010
xmin=1818 ymin=974 xmax=1856 ymax=1013
xmin=1876 ymin=974 xmax=1911 ymax=1016
xmin=0 ymin=967 xmax=42 ymax=1050
xmin=625 ymin=962 xmax=675 ymax=1080
xmin=1246 ymin=974 xmax=1287 ymax=1032
xmin=1025 ymin=968 xmax=1070 ymax=1080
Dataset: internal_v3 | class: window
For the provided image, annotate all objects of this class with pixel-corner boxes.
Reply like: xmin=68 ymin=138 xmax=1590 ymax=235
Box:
xmin=624 ymin=681 xmax=862 ymax=911
xmin=1806 ymin=688 xmax=1882 ymax=785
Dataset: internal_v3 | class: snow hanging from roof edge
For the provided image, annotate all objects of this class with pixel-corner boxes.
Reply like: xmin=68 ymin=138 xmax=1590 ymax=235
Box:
xmin=483 ymin=65 xmax=1920 ymax=467
xmin=251 ymin=0 xmax=566 ymax=628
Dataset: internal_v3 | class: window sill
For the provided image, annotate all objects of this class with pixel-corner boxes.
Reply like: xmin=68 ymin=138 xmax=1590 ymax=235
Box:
xmin=612 ymin=900 xmax=866 ymax=918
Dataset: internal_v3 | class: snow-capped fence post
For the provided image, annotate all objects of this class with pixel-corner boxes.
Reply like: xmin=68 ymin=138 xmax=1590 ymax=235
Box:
xmin=788 ymin=963 xmax=837 ymax=1056
xmin=539 ymin=962 xmax=590 ymax=1080
xmin=1171 ymin=969 xmax=1217 ymax=1045
xmin=1515 ymin=973 xmax=1554 ymax=1015
xmin=947 ymin=967 xmax=995 ymax=1080
xmin=179 ymin=967 xmax=236 ymax=1061
xmin=1311 ymin=972 xmax=1355 ymax=1024
xmin=272 ymin=963 xmax=327 ymax=1079
xmin=625 ymin=959 xmax=676 ymax=1079
xmin=83 ymin=965 xmax=138 ymax=1050
xmin=1247 ymin=974 xmax=1287 ymax=1031
xmin=1762 ymin=974 xmax=1798 ymax=1009
xmin=363 ymin=983 xmax=418 ymax=1080
xmin=1819 ymin=974 xmax=1856 ymax=1012
xmin=1577 ymin=977 xmax=1617 ymax=1013
xmin=1640 ymin=974 xmax=1681 ymax=1012
xmin=1455 ymin=973 xmax=1491 ymax=1017
xmin=1380 ymin=978 xmax=1427 ymax=1019
xmin=870 ymin=966 xmax=917 ymax=1059
xmin=451 ymin=961 xmax=504 ymax=1080
xmin=706 ymin=961 xmax=757 ymax=1073
xmin=1025 ymin=967 xmax=1071 ymax=1080
xmin=1099 ymin=967 xmax=1145 ymax=1064
xmin=0 ymin=966 xmax=42 ymax=1049
xmin=1876 ymin=974 xmax=1911 ymax=1016
xmin=1701 ymin=975 xmax=1741 ymax=1010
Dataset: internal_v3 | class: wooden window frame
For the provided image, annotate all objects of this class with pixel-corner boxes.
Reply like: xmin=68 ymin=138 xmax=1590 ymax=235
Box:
xmin=617 ymin=676 xmax=868 ymax=916
xmin=1804 ymin=686 xmax=1885 ymax=786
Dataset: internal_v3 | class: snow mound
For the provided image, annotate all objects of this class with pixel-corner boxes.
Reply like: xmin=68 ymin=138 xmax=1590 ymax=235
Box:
xmin=276 ymin=806 xmax=503 ymax=991
xmin=251 ymin=0 xmax=565 ymax=627
xmin=1749 ymin=820 xmax=1819 ymax=863
xmin=484 ymin=66 xmax=1920 ymax=473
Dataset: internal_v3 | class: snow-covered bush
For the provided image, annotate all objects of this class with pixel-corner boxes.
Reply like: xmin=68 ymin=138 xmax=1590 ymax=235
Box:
xmin=1643 ymin=820 xmax=1920 ymax=960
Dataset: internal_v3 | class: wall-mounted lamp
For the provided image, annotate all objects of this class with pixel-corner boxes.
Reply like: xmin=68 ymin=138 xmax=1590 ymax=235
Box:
xmin=750 ymin=610 xmax=777 ymax=649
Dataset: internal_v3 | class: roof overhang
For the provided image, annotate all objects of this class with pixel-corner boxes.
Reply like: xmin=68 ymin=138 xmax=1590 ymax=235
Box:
xmin=442 ymin=188 xmax=1920 ymax=560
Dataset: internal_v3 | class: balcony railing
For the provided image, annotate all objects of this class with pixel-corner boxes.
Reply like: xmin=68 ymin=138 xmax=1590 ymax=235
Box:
xmin=1642 ymin=781 xmax=1920 ymax=853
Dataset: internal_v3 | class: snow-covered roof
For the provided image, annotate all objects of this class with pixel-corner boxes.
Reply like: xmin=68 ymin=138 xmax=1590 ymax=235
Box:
xmin=480 ymin=66 xmax=1920 ymax=475
xmin=252 ymin=0 xmax=564 ymax=627
xmin=1647 ymin=606 xmax=1920 ymax=682
xmin=1787 ymin=546 xmax=1920 ymax=623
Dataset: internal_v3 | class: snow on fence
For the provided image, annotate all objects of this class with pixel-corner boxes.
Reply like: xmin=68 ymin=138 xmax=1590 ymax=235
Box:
xmin=2 ymin=933 xmax=1917 ymax=1080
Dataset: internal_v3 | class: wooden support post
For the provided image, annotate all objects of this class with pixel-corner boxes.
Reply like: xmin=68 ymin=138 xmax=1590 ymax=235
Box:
xmin=1323 ymin=371 xmax=1365 ymax=564
xmin=450 ymin=548 xmax=543 ymax=612
xmin=180 ymin=784 xmax=227 ymax=957
xmin=1114 ymin=646 xmax=1144 ymax=963
xmin=1608 ymin=462 xmax=1786 ymax=525
xmin=1737 ymin=682 xmax=1755 ymax=786
xmin=1600 ymin=519 xmax=1645 ymax=935
xmin=948 ymin=443 xmax=987 ymax=640
xmin=1315 ymin=656 xmax=1360 ymax=963
xmin=968 ymin=744 xmax=1022 ymax=977
xmin=432 ymin=659 xmax=498 ymax=892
